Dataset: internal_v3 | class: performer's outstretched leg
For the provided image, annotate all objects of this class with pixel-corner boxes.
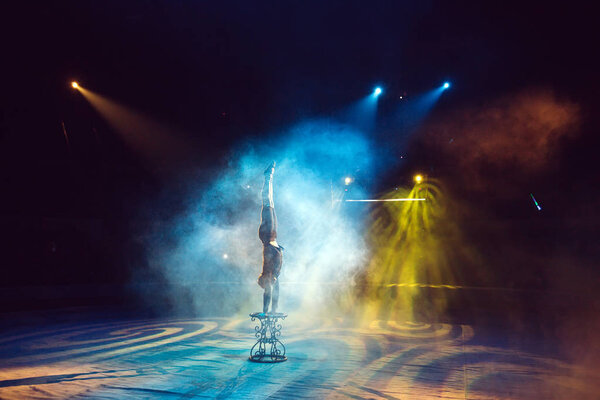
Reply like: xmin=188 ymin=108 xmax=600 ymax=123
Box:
xmin=259 ymin=162 xmax=277 ymax=245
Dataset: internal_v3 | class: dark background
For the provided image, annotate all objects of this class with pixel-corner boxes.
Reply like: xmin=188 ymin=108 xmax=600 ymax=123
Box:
xmin=0 ymin=1 xmax=598 ymax=317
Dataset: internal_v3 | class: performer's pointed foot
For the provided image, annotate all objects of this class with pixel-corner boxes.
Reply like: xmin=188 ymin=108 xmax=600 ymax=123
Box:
xmin=264 ymin=161 xmax=275 ymax=177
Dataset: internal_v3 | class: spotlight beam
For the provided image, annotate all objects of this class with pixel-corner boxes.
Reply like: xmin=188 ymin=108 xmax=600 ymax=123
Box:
xmin=74 ymin=85 xmax=188 ymax=170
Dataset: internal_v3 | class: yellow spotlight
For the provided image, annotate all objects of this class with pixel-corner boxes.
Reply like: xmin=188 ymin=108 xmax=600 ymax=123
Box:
xmin=414 ymin=174 xmax=423 ymax=184
xmin=71 ymin=81 xmax=79 ymax=89
xmin=345 ymin=177 xmax=352 ymax=185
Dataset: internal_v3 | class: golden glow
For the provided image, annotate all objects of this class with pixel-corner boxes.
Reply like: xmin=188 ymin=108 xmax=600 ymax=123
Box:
xmin=71 ymin=81 xmax=79 ymax=89
xmin=344 ymin=177 xmax=352 ymax=185
xmin=336 ymin=179 xmax=481 ymax=325
xmin=414 ymin=174 xmax=423 ymax=184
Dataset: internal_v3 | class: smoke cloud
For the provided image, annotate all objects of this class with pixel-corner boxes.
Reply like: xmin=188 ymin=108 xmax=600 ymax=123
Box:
xmin=143 ymin=120 xmax=374 ymax=316
xmin=422 ymin=89 xmax=580 ymax=190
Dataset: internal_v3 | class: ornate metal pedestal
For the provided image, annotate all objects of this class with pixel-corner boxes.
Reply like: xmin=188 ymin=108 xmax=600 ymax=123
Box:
xmin=249 ymin=312 xmax=288 ymax=362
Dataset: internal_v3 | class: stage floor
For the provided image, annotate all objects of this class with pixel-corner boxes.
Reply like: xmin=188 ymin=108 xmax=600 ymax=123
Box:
xmin=0 ymin=309 xmax=598 ymax=399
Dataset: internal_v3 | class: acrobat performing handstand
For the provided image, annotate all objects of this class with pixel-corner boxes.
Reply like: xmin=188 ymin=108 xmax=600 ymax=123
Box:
xmin=257 ymin=161 xmax=284 ymax=314
xmin=249 ymin=162 xmax=288 ymax=362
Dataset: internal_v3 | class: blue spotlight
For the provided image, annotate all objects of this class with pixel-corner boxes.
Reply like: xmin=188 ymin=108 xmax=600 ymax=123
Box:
xmin=442 ymin=82 xmax=450 ymax=89
xmin=374 ymin=87 xmax=382 ymax=97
